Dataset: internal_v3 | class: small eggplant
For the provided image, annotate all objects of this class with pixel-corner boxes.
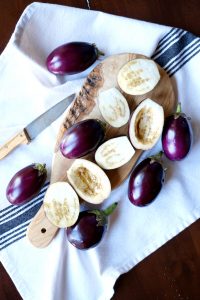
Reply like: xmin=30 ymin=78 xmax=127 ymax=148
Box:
xmin=46 ymin=42 xmax=104 ymax=75
xmin=128 ymin=152 xmax=165 ymax=206
xmin=162 ymin=103 xmax=192 ymax=160
xmin=67 ymin=202 xmax=118 ymax=250
xmin=60 ymin=119 xmax=105 ymax=159
xmin=6 ymin=164 xmax=47 ymax=206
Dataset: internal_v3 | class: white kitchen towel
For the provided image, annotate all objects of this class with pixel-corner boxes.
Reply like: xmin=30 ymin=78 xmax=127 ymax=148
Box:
xmin=0 ymin=2 xmax=200 ymax=300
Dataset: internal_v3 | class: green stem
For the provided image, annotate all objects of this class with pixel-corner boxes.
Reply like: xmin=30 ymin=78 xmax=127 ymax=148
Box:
xmin=97 ymin=49 xmax=105 ymax=57
xmin=90 ymin=202 xmax=118 ymax=226
xmin=176 ymin=102 xmax=182 ymax=114
xmin=103 ymin=202 xmax=118 ymax=217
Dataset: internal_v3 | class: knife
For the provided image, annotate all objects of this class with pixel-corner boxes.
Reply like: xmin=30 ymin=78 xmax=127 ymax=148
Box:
xmin=0 ymin=93 xmax=76 ymax=159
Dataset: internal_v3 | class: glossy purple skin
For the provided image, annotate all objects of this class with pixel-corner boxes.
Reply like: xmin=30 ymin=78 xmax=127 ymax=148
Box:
xmin=162 ymin=114 xmax=192 ymax=161
xmin=67 ymin=211 xmax=106 ymax=250
xmin=46 ymin=42 xmax=99 ymax=75
xmin=128 ymin=158 xmax=165 ymax=207
xmin=60 ymin=119 xmax=105 ymax=159
xmin=6 ymin=164 xmax=47 ymax=206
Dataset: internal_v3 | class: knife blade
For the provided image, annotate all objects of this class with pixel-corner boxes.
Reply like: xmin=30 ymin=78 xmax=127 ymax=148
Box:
xmin=0 ymin=93 xmax=76 ymax=159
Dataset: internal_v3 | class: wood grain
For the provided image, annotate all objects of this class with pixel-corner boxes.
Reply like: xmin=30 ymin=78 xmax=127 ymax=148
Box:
xmin=0 ymin=129 xmax=30 ymax=160
xmin=27 ymin=53 xmax=175 ymax=248
xmin=1 ymin=1 xmax=200 ymax=300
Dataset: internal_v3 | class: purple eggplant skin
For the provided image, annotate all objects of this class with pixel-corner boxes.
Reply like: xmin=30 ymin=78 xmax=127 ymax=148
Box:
xmin=46 ymin=42 xmax=104 ymax=75
xmin=162 ymin=104 xmax=192 ymax=161
xmin=128 ymin=157 xmax=165 ymax=207
xmin=60 ymin=119 xmax=105 ymax=159
xmin=67 ymin=203 xmax=117 ymax=250
xmin=6 ymin=164 xmax=47 ymax=206
xmin=67 ymin=211 xmax=105 ymax=250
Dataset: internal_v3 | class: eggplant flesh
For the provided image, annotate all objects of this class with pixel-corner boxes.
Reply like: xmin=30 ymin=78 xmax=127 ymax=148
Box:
xmin=67 ymin=159 xmax=111 ymax=204
xmin=95 ymin=136 xmax=135 ymax=170
xmin=98 ymin=88 xmax=130 ymax=128
xmin=129 ymin=98 xmax=164 ymax=150
xmin=118 ymin=58 xmax=160 ymax=95
xmin=43 ymin=182 xmax=79 ymax=228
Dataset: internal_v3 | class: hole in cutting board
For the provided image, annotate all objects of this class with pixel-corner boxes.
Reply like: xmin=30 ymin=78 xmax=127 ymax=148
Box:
xmin=41 ymin=228 xmax=46 ymax=233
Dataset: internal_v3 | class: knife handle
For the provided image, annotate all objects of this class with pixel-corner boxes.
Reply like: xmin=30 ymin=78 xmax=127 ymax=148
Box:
xmin=0 ymin=129 xmax=30 ymax=159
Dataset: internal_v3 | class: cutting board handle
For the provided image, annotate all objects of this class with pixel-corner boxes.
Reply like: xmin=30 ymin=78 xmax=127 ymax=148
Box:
xmin=26 ymin=205 xmax=58 ymax=248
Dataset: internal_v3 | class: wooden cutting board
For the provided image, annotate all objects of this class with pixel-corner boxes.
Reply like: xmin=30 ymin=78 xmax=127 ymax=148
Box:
xmin=26 ymin=53 xmax=176 ymax=247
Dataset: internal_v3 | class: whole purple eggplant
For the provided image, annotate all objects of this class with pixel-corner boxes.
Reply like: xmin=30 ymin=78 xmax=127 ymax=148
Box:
xmin=6 ymin=164 xmax=47 ymax=206
xmin=67 ymin=203 xmax=117 ymax=250
xmin=60 ymin=119 xmax=105 ymax=159
xmin=162 ymin=103 xmax=192 ymax=160
xmin=46 ymin=42 xmax=104 ymax=75
xmin=128 ymin=153 xmax=165 ymax=206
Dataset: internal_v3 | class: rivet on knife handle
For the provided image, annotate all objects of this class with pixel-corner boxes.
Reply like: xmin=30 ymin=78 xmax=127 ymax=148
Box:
xmin=0 ymin=129 xmax=30 ymax=159
xmin=26 ymin=205 xmax=58 ymax=248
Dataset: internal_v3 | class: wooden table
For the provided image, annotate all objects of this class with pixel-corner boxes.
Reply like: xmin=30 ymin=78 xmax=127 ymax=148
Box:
xmin=0 ymin=1 xmax=200 ymax=299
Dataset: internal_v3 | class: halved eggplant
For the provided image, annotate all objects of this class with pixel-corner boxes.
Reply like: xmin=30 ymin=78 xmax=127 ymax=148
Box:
xmin=67 ymin=159 xmax=111 ymax=204
xmin=117 ymin=58 xmax=160 ymax=95
xmin=98 ymin=88 xmax=130 ymax=127
xmin=129 ymin=98 xmax=164 ymax=150
xmin=43 ymin=182 xmax=79 ymax=228
xmin=95 ymin=136 xmax=135 ymax=170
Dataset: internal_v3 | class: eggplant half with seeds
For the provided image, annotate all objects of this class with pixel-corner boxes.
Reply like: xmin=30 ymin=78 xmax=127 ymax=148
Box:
xmin=95 ymin=136 xmax=135 ymax=170
xmin=46 ymin=42 xmax=104 ymax=75
xmin=129 ymin=98 xmax=164 ymax=150
xmin=117 ymin=58 xmax=160 ymax=95
xmin=43 ymin=182 xmax=79 ymax=228
xmin=98 ymin=87 xmax=130 ymax=128
xmin=67 ymin=159 xmax=111 ymax=204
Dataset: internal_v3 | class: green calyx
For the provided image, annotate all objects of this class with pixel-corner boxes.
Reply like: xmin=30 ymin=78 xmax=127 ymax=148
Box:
xmin=92 ymin=43 xmax=105 ymax=57
xmin=89 ymin=202 xmax=118 ymax=227
xmin=149 ymin=151 xmax=163 ymax=164
xmin=34 ymin=163 xmax=47 ymax=176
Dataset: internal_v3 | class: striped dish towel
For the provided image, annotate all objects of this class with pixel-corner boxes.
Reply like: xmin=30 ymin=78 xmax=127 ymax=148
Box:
xmin=0 ymin=3 xmax=200 ymax=300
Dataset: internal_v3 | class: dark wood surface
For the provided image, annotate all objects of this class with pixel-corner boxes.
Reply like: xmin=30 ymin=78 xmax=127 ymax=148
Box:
xmin=0 ymin=1 xmax=200 ymax=299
